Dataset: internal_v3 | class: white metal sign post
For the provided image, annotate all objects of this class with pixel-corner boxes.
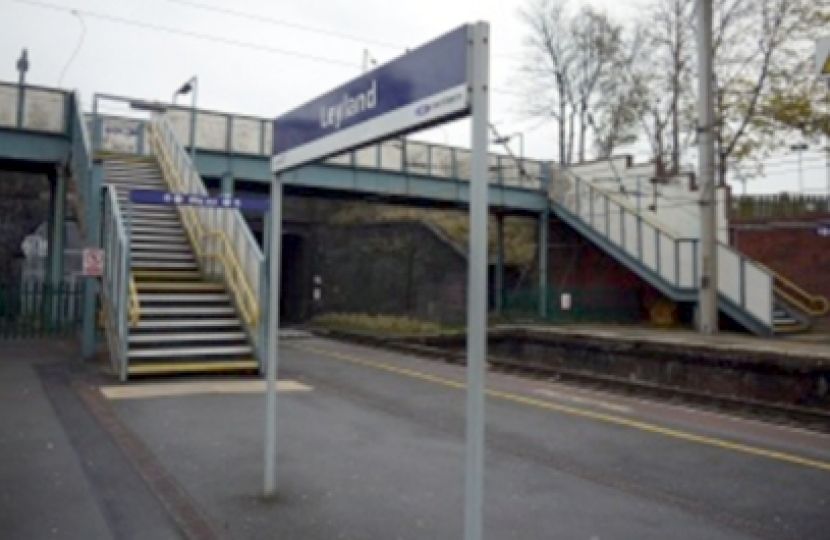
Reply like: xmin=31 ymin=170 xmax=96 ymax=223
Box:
xmin=268 ymin=22 xmax=490 ymax=540
xmin=465 ymin=23 xmax=489 ymax=540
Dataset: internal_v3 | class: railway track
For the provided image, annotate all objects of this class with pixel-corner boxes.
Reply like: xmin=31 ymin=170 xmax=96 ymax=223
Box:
xmin=314 ymin=329 xmax=830 ymax=433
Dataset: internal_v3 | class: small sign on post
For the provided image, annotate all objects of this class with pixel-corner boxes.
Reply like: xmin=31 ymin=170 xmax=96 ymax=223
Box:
xmin=82 ymin=248 xmax=104 ymax=277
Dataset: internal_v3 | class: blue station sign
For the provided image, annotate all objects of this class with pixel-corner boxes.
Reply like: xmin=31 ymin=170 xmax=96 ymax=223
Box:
xmin=272 ymin=24 xmax=472 ymax=173
xmin=128 ymin=189 xmax=271 ymax=213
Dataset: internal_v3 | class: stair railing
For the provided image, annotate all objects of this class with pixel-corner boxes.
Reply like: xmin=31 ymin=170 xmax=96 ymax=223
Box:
xmin=550 ymin=168 xmax=775 ymax=331
xmin=148 ymin=114 xmax=264 ymax=351
xmin=102 ymin=186 xmax=132 ymax=381
xmin=765 ymin=267 xmax=830 ymax=316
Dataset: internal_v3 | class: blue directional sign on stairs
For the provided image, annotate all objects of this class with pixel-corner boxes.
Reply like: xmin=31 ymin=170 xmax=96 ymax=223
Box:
xmin=128 ymin=189 xmax=271 ymax=213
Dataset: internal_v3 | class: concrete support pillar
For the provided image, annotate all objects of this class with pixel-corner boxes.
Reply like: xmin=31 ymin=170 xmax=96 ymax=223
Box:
xmin=46 ymin=168 xmax=67 ymax=327
xmin=81 ymin=160 xmax=104 ymax=360
xmin=495 ymin=213 xmax=505 ymax=314
xmin=47 ymin=169 xmax=67 ymax=289
xmin=538 ymin=210 xmax=549 ymax=319
xmin=221 ymin=172 xmax=235 ymax=197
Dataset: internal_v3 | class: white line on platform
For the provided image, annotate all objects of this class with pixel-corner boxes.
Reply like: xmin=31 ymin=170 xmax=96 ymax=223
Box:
xmin=533 ymin=388 xmax=633 ymax=414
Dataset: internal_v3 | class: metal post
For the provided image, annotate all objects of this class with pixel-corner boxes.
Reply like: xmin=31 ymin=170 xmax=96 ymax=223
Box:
xmin=258 ymin=211 xmax=271 ymax=366
xmin=264 ymin=176 xmax=283 ymax=498
xmin=92 ymin=94 xmax=102 ymax=153
xmin=495 ymin=213 xmax=505 ymax=314
xmin=189 ymin=79 xmax=198 ymax=164
xmin=696 ymin=0 xmax=718 ymax=334
xmin=81 ymin=160 xmax=103 ymax=360
xmin=539 ymin=210 xmax=549 ymax=318
xmin=49 ymin=168 xmax=68 ymax=326
xmin=16 ymin=49 xmax=28 ymax=128
xmin=464 ymin=21 xmax=489 ymax=540
xmin=221 ymin=172 xmax=234 ymax=197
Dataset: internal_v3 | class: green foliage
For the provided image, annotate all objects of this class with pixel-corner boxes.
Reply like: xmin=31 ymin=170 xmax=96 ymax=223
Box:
xmin=310 ymin=312 xmax=450 ymax=336
xmin=331 ymin=202 xmax=539 ymax=266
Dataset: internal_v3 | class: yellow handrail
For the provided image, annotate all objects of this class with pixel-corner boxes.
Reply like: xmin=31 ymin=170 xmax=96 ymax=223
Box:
xmin=203 ymin=231 xmax=260 ymax=326
xmin=148 ymin=121 xmax=260 ymax=329
xmin=770 ymin=270 xmax=830 ymax=316
xmin=128 ymin=277 xmax=140 ymax=325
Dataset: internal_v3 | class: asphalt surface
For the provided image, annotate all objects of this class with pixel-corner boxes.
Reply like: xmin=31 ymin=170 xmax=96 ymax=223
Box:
xmin=0 ymin=342 xmax=183 ymax=540
xmin=3 ymin=337 xmax=829 ymax=539
xmin=108 ymin=337 xmax=830 ymax=540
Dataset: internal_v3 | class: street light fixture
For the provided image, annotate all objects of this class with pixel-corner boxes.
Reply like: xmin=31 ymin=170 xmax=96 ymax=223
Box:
xmin=790 ymin=143 xmax=809 ymax=194
xmin=173 ymin=76 xmax=198 ymax=163
xmin=491 ymin=132 xmax=525 ymax=160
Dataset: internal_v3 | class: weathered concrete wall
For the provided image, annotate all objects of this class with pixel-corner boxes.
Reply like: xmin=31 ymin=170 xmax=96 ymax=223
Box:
xmin=311 ymin=221 xmax=469 ymax=325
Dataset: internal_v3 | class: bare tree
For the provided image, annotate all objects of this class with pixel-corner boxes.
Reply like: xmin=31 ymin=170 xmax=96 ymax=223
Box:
xmin=518 ymin=0 xmax=641 ymax=163
xmin=518 ymin=0 xmax=576 ymax=164
xmin=711 ymin=0 xmax=830 ymax=183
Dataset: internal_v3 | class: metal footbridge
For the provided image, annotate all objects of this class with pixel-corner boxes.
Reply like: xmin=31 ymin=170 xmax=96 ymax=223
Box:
xmin=1 ymin=80 xmax=827 ymax=378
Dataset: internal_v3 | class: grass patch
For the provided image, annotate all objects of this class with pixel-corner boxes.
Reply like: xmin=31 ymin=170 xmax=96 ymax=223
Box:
xmin=311 ymin=313 xmax=457 ymax=337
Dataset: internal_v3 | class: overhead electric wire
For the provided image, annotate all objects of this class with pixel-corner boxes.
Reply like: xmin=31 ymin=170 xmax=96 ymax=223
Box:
xmin=10 ymin=0 xmax=524 ymax=97
xmin=10 ymin=0 xmax=360 ymax=69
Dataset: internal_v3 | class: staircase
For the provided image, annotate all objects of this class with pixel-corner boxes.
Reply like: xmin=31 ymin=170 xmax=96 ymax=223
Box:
xmin=103 ymin=155 xmax=258 ymax=377
xmin=549 ymin=168 xmax=828 ymax=336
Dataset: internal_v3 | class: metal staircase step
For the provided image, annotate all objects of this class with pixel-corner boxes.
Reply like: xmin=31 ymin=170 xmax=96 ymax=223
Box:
xmin=133 ymin=269 xmax=202 ymax=280
xmin=131 ymin=233 xmax=188 ymax=243
xmin=122 ymin=207 xmax=178 ymax=215
xmin=139 ymin=293 xmax=230 ymax=303
xmin=131 ymin=260 xmax=198 ymax=269
xmin=128 ymin=224 xmax=183 ymax=233
xmin=109 ymin=181 xmax=166 ymax=189
xmin=131 ymin=242 xmax=190 ymax=252
xmin=136 ymin=281 xmax=223 ymax=291
xmin=125 ymin=212 xmax=180 ymax=220
xmin=132 ymin=252 xmax=195 ymax=261
xmin=127 ymin=359 xmax=259 ymax=376
xmin=128 ymin=344 xmax=252 ymax=359
xmin=129 ymin=331 xmax=246 ymax=343
xmin=140 ymin=305 xmax=235 ymax=316
xmin=134 ymin=317 xmax=239 ymax=328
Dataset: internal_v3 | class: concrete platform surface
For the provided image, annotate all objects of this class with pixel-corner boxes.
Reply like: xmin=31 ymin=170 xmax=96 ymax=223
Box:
xmin=501 ymin=323 xmax=830 ymax=359
xmin=110 ymin=337 xmax=830 ymax=540
xmin=3 ymin=337 xmax=830 ymax=540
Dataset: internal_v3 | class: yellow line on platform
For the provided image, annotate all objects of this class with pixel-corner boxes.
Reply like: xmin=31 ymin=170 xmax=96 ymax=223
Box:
xmin=101 ymin=380 xmax=311 ymax=399
xmin=295 ymin=344 xmax=830 ymax=473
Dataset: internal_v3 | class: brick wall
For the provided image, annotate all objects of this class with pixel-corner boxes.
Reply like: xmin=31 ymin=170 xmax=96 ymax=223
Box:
xmin=731 ymin=217 xmax=830 ymax=300
xmin=545 ymin=217 xmax=666 ymax=323
xmin=311 ymin=221 xmax=469 ymax=325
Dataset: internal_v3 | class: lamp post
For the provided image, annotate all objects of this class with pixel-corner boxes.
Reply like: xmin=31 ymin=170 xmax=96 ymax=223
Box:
xmin=790 ymin=143 xmax=809 ymax=194
xmin=173 ymin=76 xmax=198 ymax=163
xmin=492 ymin=132 xmax=524 ymax=161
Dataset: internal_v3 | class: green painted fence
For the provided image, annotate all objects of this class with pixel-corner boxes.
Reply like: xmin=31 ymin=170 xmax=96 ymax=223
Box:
xmin=503 ymin=286 xmax=644 ymax=324
xmin=0 ymin=282 xmax=83 ymax=339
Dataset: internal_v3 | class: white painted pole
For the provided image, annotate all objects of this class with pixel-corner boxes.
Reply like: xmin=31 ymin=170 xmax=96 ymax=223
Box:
xmin=696 ymin=0 xmax=718 ymax=334
xmin=464 ymin=21 xmax=489 ymax=540
xmin=263 ymin=176 xmax=283 ymax=497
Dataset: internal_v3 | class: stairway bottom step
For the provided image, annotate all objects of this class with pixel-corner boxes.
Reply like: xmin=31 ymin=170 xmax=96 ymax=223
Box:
xmin=127 ymin=359 xmax=259 ymax=376
xmin=129 ymin=345 xmax=251 ymax=358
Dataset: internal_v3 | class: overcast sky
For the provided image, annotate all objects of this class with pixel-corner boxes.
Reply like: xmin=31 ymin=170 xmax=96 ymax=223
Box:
xmin=1 ymin=0 xmax=825 ymax=194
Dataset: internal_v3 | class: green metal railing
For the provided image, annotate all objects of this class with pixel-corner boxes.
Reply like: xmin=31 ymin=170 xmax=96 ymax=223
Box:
xmin=0 ymin=282 xmax=83 ymax=339
xmin=504 ymin=286 xmax=643 ymax=325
